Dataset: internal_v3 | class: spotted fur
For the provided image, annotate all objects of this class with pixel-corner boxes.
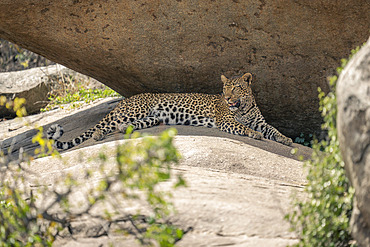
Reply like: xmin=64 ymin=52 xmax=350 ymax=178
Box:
xmin=47 ymin=73 xmax=292 ymax=150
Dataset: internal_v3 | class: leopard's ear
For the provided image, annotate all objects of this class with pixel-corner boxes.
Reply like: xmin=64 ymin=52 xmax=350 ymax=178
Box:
xmin=242 ymin=73 xmax=252 ymax=85
xmin=221 ymin=75 xmax=228 ymax=84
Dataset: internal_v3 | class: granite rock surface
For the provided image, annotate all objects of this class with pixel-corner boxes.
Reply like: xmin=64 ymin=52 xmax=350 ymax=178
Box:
xmin=337 ymin=37 xmax=370 ymax=247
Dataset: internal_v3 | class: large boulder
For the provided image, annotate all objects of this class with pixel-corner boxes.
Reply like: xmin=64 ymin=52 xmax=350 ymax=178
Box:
xmin=0 ymin=66 xmax=51 ymax=117
xmin=337 ymin=38 xmax=370 ymax=246
xmin=0 ymin=65 xmax=102 ymax=118
xmin=3 ymin=136 xmax=306 ymax=246
xmin=0 ymin=1 xmax=369 ymax=137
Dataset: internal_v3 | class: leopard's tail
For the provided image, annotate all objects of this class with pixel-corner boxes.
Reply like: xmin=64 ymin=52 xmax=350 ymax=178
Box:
xmin=46 ymin=124 xmax=97 ymax=150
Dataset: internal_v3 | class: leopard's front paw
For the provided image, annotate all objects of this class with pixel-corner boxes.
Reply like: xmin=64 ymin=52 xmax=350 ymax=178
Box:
xmin=276 ymin=136 xmax=293 ymax=146
xmin=283 ymin=137 xmax=293 ymax=146
xmin=249 ymin=130 xmax=263 ymax=140
xmin=92 ymin=129 xmax=104 ymax=141
xmin=118 ymin=123 xmax=132 ymax=134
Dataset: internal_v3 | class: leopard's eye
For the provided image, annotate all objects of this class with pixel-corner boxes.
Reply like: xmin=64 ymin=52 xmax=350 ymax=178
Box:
xmin=232 ymin=85 xmax=242 ymax=92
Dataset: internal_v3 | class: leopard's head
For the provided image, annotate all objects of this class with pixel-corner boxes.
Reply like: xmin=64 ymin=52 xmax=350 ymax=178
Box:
xmin=221 ymin=73 xmax=254 ymax=112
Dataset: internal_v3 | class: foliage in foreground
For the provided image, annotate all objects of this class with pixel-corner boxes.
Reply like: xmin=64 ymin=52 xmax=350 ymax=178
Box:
xmin=286 ymin=47 xmax=361 ymax=246
xmin=0 ymin=96 xmax=185 ymax=246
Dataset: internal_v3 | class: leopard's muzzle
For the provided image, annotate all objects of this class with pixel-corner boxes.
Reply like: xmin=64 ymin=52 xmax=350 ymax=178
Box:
xmin=227 ymin=99 xmax=241 ymax=111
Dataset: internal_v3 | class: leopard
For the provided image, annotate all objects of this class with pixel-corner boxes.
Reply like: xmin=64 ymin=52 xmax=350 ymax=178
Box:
xmin=47 ymin=73 xmax=293 ymax=150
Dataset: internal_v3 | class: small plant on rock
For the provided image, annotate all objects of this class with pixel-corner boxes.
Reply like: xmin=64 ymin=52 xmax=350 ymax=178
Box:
xmin=41 ymin=73 xmax=121 ymax=112
xmin=294 ymin=133 xmax=313 ymax=147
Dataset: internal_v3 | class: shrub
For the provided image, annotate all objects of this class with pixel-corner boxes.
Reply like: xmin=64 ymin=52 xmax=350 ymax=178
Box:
xmin=1 ymin=97 xmax=186 ymax=246
xmin=286 ymin=47 xmax=360 ymax=247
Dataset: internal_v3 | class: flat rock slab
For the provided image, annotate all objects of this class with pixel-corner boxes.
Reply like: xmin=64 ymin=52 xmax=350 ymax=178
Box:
xmin=26 ymin=136 xmax=304 ymax=247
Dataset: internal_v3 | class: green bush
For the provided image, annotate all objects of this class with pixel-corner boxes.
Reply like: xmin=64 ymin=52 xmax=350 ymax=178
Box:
xmin=1 ymin=97 xmax=186 ymax=246
xmin=0 ymin=96 xmax=57 ymax=246
xmin=286 ymin=47 xmax=360 ymax=247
